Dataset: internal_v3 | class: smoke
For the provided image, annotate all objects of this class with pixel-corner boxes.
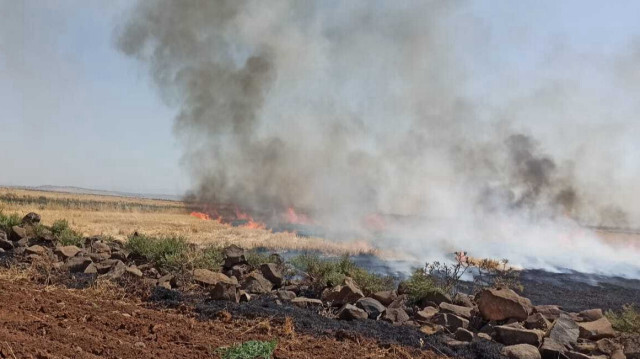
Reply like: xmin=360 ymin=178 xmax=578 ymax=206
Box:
xmin=117 ymin=0 xmax=640 ymax=277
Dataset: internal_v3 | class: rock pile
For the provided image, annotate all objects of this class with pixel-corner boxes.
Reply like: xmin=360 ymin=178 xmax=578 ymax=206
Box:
xmin=0 ymin=212 xmax=637 ymax=359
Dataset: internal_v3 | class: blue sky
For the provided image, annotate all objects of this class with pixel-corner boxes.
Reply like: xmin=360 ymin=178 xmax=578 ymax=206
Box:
xmin=1 ymin=0 xmax=639 ymax=195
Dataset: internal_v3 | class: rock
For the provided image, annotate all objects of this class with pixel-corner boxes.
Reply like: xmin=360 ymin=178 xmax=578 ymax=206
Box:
xmin=371 ymin=290 xmax=397 ymax=306
xmin=193 ymin=269 xmax=233 ymax=286
xmin=577 ymin=318 xmax=615 ymax=340
xmin=431 ymin=313 xmax=469 ymax=331
xmin=439 ymin=302 xmax=472 ymax=319
xmin=355 ymin=297 xmax=385 ymax=320
xmin=416 ymin=306 xmax=439 ymax=322
xmin=125 ymin=266 xmax=143 ymax=277
xmin=229 ymin=264 xmax=251 ymax=280
xmin=501 ymin=344 xmax=542 ymax=359
xmin=54 ymin=245 xmax=81 ymax=259
xmin=104 ymin=260 xmax=126 ymax=279
xmin=22 ymin=212 xmax=41 ymax=224
xmin=0 ymin=238 xmax=14 ymax=251
xmin=453 ymin=293 xmax=475 ymax=308
xmin=495 ymin=325 xmax=544 ymax=346
xmin=241 ymin=272 xmax=273 ymax=294
xmin=622 ymin=334 xmax=640 ymax=359
xmin=477 ymin=333 xmax=493 ymax=341
xmin=476 ymin=288 xmax=532 ymax=321
xmin=536 ymin=305 xmax=565 ymax=321
xmin=210 ymin=282 xmax=239 ymax=302
xmin=110 ymin=250 xmax=130 ymax=262
xmin=388 ymin=295 xmax=408 ymax=309
xmin=455 ymin=327 xmax=474 ymax=342
xmin=574 ymin=341 xmax=597 ymax=354
xmin=566 ymin=352 xmax=607 ymax=359
xmin=548 ymin=314 xmax=580 ymax=349
xmin=525 ymin=313 xmax=552 ymax=331
xmin=157 ymin=274 xmax=175 ymax=287
xmin=83 ymin=263 xmax=98 ymax=274
xmin=260 ymin=263 xmax=283 ymax=286
xmin=275 ymin=290 xmax=296 ymax=301
xmin=25 ymin=245 xmax=46 ymax=256
xmin=238 ymin=290 xmax=251 ymax=302
xmin=596 ymin=338 xmax=623 ymax=355
xmin=540 ymin=338 xmax=570 ymax=359
xmin=579 ymin=309 xmax=604 ymax=322
xmin=291 ymin=297 xmax=323 ymax=308
xmin=419 ymin=290 xmax=452 ymax=306
xmin=420 ymin=323 xmax=444 ymax=335
xmin=338 ymin=304 xmax=368 ymax=320
xmin=321 ymin=277 xmax=364 ymax=306
xmin=91 ymin=241 xmax=111 ymax=254
xmin=10 ymin=226 xmax=28 ymax=242
xmin=223 ymin=245 xmax=246 ymax=268
xmin=382 ymin=308 xmax=410 ymax=324
xmin=88 ymin=252 xmax=111 ymax=262
xmin=611 ymin=349 xmax=626 ymax=359
xmin=65 ymin=256 xmax=93 ymax=273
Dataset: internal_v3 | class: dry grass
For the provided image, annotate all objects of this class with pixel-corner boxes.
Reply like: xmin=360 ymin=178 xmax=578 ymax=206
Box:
xmin=0 ymin=187 xmax=376 ymax=255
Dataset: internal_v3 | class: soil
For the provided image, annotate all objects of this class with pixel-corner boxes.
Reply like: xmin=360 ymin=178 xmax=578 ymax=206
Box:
xmin=0 ymin=278 xmax=441 ymax=359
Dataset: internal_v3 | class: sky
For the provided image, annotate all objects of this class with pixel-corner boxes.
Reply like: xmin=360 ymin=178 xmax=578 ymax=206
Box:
xmin=1 ymin=0 xmax=639 ymax=196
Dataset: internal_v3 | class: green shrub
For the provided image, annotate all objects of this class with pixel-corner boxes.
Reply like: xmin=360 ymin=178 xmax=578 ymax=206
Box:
xmin=126 ymin=233 xmax=224 ymax=271
xmin=126 ymin=234 xmax=190 ymax=270
xmin=57 ymin=228 xmax=84 ymax=247
xmin=246 ymin=250 xmax=273 ymax=268
xmin=190 ymin=246 xmax=225 ymax=271
xmin=216 ymin=340 xmax=277 ymax=359
xmin=290 ymin=253 xmax=394 ymax=294
xmin=404 ymin=267 xmax=448 ymax=305
xmin=0 ymin=211 xmax=21 ymax=232
xmin=606 ymin=304 xmax=640 ymax=334
xmin=50 ymin=219 xmax=70 ymax=236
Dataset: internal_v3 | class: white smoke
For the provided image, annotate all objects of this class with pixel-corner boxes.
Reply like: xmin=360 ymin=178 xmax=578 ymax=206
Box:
xmin=117 ymin=0 xmax=640 ymax=277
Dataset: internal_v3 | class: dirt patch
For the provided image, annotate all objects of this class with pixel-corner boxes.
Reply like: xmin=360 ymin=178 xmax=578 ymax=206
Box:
xmin=0 ymin=278 xmax=441 ymax=359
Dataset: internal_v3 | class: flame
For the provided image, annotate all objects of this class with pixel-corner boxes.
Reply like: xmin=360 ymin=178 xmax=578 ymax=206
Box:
xmin=190 ymin=211 xmax=211 ymax=220
xmin=285 ymin=207 xmax=312 ymax=224
xmin=234 ymin=206 xmax=266 ymax=229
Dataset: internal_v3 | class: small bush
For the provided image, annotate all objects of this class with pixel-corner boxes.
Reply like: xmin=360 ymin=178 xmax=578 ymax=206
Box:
xmin=190 ymin=246 xmax=225 ymax=271
xmin=216 ymin=340 xmax=277 ymax=359
xmin=0 ymin=211 xmax=21 ymax=232
xmin=126 ymin=234 xmax=190 ymax=270
xmin=126 ymin=233 xmax=224 ymax=271
xmin=606 ymin=304 xmax=640 ymax=334
xmin=245 ymin=250 xmax=273 ymax=268
xmin=290 ymin=253 xmax=394 ymax=295
xmin=49 ymin=219 xmax=83 ymax=246
xmin=404 ymin=267 xmax=449 ymax=304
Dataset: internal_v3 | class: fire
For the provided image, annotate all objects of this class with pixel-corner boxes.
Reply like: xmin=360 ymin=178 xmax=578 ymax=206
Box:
xmin=285 ymin=207 xmax=312 ymax=224
xmin=190 ymin=211 xmax=211 ymax=220
xmin=234 ymin=206 xmax=266 ymax=229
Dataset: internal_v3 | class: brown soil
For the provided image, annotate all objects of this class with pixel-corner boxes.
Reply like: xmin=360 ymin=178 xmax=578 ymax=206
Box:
xmin=0 ymin=277 xmax=440 ymax=359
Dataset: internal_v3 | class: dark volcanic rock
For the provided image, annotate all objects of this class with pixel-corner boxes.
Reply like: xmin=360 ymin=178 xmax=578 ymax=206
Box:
xmin=381 ymin=308 xmax=410 ymax=324
xmin=241 ymin=272 xmax=273 ymax=294
xmin=548 ymin=314 xmax=580 ymax=349
xmin=21 ymin=212 xmax=41 ymax=224
xmin=476 ymin=288 xmax=532 ymax=321
xmin=337 ymin=304 xmax=368 ymax=320
xmin=501 ymin=344 xmax=541 ymax=359
xmin=577 ymin=317 xmax=615 ymax=340
xmin=495 ymin=325 xmax=543 ymax=346
xmin=259 ymin=263 xmax=283 ymax=287
xmin=223 ymin=245 xmax=246 ymax=269
xmin=371 ymin=290 xmax=397 ymax=306
xmin=432 ymin=313 xmax=469 ymax=331
xmin=355 ymin=297 xmax=385 ymax=320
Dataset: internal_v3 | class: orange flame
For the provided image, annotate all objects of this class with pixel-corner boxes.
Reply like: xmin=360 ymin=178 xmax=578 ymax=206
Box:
xmin=190 ymin=211 xmax=211 ymax=220
xmin=285 ymin=207 xmax=312 ymax=224
xmin=234 ymin=207 xmax=266 ymax=230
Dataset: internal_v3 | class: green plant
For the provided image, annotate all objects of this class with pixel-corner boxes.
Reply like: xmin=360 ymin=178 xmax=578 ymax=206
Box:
xmin=404 ymin=267 xmax=449 ymax=304
xmin=0 ymin=211 xmax=21 ymax=232
xmin=216 ymin=340 xmax=277 ymax=359
xmin=290 ymin=253 xmax=394 ymax=294
xmin=57 ymin=228 xmax=83 ymax=246
xmin=125 ymin=234 xmax=190 ymax=270
xmin=190 ymin=245 xmax=225 ymax=271
xmin=245 ymin=250 xmax=273 ymax=268
xmin=606 ymin=304 xmax=640 ymax=334
xmin=50 ymin=219 xmax=71 ymax=236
